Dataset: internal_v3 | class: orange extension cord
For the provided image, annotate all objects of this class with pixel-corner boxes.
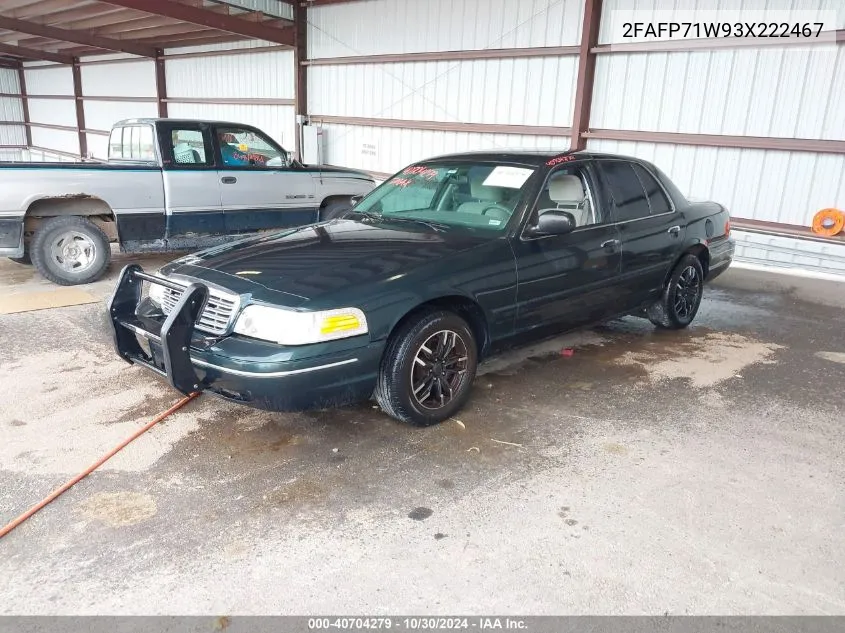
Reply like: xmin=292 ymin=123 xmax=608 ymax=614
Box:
xmin=0 ymin=391 xmax=200 ymax=540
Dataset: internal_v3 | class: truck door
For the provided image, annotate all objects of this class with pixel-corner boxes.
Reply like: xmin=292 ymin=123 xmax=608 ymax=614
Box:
xmin=212 ymin=125 xmax=318 ymax=233
xmin=158 ymin=122 xmax=224 ymax=241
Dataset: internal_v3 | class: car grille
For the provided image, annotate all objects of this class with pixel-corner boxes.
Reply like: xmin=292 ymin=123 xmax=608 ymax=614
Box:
xmin=159 ymin=284 xmax=239 ymax=336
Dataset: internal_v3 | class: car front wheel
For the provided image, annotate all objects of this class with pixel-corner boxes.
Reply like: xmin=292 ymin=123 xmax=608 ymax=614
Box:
xmin=647 ymin=253 xmax=704 ymax=329
xmin=375 ymin=310 xmax=478 ymax=426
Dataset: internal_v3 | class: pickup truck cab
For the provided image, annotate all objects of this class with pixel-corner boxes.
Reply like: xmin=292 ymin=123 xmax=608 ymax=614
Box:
xmin=0 ymin=118 xmax=375 ymax=285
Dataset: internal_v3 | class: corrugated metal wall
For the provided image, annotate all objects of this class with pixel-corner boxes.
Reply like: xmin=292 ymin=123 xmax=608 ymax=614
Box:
xmin=308 ymin=0 xmax=584 ymax=56
xmin=22 ymin=64 xmax=80 ymax=157
xmin=12 ymin=42 xmax=297 ymax=161
xmin=0 ymin=68 xmax=25 ymax=149
xmin=307 ymin=0 xmax=581 ymax=173
xmin=587 ymin=0 xmax=845 ymax=228
xmin=585 ymin=139 xmax=845 ymax=227
xmin=307 ymin=0 xmax=844 ymax=237
xmin=166 ymin=47 xmax=296 ymax=149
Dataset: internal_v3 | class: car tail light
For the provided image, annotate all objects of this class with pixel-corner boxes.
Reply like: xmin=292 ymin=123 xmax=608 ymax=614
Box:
xmin=724 ymin=219 xmax=731 ymax=237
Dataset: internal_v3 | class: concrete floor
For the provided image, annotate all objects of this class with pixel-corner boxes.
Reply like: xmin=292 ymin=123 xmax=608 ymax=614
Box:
xmin=0 ymin=255 xmax=843 ymax=615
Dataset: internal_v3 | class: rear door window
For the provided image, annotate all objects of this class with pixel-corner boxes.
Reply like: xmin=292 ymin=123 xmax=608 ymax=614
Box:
xmin=632 ymin=163 xmax=672 ymax=215
xmin=599 ymin=160 xmax=651 ymax=222
xmin=169 ymin=128 xmax=211 ymax=166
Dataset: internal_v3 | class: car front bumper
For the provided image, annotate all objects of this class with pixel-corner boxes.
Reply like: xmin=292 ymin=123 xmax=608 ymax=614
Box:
xmin=108 ymin=265 xmax=382 ymax=412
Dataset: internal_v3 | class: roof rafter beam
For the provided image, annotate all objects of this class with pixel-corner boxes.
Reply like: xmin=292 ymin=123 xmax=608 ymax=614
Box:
xmin=0 ymin=15 xmax=156 ymax=57
xmin=0 ymin=41 xmax=72 ymax=64
xmin=99 ymin=0 xmax=295 ymax=46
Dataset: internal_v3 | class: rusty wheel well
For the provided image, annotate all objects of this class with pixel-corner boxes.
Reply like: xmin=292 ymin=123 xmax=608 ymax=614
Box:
xmin=391 ymin=296 xmax=491 ymax=359
xmin=23 ymin=196 xmax=117 ymax=243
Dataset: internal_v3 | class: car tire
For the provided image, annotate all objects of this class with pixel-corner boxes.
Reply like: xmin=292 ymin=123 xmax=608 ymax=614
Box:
xmin=647 ymin=253 xmax=704 ymax=329
xmin=320 ymin=198 xmax=353 ymax=221
xmin=31 ymin=216 xmax=111 ymax=286
xmin=375 ymin=310 xmax=478 ymax=426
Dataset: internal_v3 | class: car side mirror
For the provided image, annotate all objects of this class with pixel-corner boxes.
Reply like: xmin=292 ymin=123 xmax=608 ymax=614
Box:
xmin=527 ymin=209 xmax=576 ymax=236
xmin=351 ymin=195 xmax=363 ymax=206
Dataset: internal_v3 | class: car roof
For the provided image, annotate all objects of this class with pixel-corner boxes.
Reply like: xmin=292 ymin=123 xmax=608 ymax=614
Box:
xmin=415 ymin=150 xmax=633 ymax=166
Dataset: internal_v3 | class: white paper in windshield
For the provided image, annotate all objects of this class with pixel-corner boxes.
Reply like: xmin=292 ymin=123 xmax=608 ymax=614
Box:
xmin=482 ymin=166 xmax=534 ymax=189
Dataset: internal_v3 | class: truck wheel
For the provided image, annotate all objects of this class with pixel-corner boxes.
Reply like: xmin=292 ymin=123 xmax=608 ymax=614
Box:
xmin=320 ymin=198 xmax=353 ymax=221
xmin=31 ymin=216 xmax=111 ymax=286
xmin=647 ymin=254 xmax=704 ymax=329
xmin=375 ymin=310 xmax=478 ymax=426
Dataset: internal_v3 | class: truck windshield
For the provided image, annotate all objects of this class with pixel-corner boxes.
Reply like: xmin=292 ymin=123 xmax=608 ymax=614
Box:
xmin=354 ymin=162 xmax=536 ymax=232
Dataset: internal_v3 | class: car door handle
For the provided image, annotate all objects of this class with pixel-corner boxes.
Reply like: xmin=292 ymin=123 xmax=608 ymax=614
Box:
xmin=221 ymin=176 xmax=237 ymax=184
xmin=667 ymin=225 xmax=681 ymax=235
xmin=601 ymin=239 xmax=621 ymax=251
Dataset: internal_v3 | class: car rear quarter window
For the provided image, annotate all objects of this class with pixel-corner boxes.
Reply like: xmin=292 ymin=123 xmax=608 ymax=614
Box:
xmin=632 ymin=163 xmax=672 ymax=215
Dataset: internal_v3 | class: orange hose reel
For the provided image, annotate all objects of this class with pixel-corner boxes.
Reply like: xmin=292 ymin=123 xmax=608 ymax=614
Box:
xmin=811 ymin=208 xmax=845 ymax=237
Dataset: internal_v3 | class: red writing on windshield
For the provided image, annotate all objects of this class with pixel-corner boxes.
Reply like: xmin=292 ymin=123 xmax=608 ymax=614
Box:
xmin=402 ymin=166 xmax=439 ymax=180
xmin=546 ymin=155 xmax=575 ymax=166
xmin=390 ymin=177 xmax=413 ymax=188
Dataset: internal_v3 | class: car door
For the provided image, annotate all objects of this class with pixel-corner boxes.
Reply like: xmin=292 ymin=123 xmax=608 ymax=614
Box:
xmin=510 ymin=160 xmax=623 ymax=334
xmin=596 ymin=160 xmax=685 ymax=307
xmin=213 ymin=125 xmax=318 ymax=233
xmin=158 ymin=122 xmax=224 ymax=240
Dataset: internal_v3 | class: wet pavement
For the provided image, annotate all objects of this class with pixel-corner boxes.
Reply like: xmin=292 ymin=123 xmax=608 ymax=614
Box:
xmin=0 ymin=257 xmax=843 ymax=614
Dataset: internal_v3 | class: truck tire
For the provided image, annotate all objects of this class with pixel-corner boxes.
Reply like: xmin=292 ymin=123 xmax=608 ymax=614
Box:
xmin=31 ymin=216 xmax=111 ymax=286
xmin=320 ymin=198 xmax=353 ymax=221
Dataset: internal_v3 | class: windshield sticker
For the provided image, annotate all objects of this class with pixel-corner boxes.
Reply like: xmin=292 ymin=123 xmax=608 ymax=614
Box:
xmin=482 ymin=166 xmax=534 ymax=189
xmin=402 ymin=166 xmax=439 ymax=180
xmin=488 ymin=219 xmax=502 ymax=226
xmin=546 ymin=154 xmax=575 ymax=166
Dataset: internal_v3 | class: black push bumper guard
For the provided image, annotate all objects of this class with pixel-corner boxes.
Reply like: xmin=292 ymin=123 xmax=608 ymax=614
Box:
xmin=108 ymin=264 xmax=209 ymax=395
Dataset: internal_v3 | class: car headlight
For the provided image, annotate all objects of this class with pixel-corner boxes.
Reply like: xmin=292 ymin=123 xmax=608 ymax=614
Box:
xmin=233 ymin=305 xmax=368 ymax=345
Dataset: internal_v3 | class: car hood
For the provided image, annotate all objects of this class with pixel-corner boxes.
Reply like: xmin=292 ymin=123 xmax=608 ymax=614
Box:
xmin=161 ymin=219 xmax=487 ymax=306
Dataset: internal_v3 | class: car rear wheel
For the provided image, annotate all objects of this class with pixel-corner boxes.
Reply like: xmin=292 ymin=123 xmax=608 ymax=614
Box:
xmin=31 ymin=216 xmax=111 ymax=286
xmin=375 ymin=310 xmax=478 ymax=426
xmin=647 ymin=254 xmax=704 ymax=329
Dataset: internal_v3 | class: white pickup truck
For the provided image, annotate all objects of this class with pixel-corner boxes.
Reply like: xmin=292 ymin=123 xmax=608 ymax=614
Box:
xmin=0 ymin=118 xmax=375 ymax=285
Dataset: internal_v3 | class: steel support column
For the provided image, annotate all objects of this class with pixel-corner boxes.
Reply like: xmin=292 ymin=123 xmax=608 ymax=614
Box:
xmin=71 ymin=59 xmax=88 ymax=158
xmin=155 ymin=49 xmax=168 ymax=118
xmin=17 ymin=65 xmax=32 ymax=147
xmin=570 ymin=0 xmax=603 ymax=151
xmin=294 ymin=1 xmax=308 ymax=161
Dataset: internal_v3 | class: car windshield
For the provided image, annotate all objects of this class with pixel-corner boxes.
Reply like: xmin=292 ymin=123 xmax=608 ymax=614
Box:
xmin=354 ymin=162 xmax=537 ymax=232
